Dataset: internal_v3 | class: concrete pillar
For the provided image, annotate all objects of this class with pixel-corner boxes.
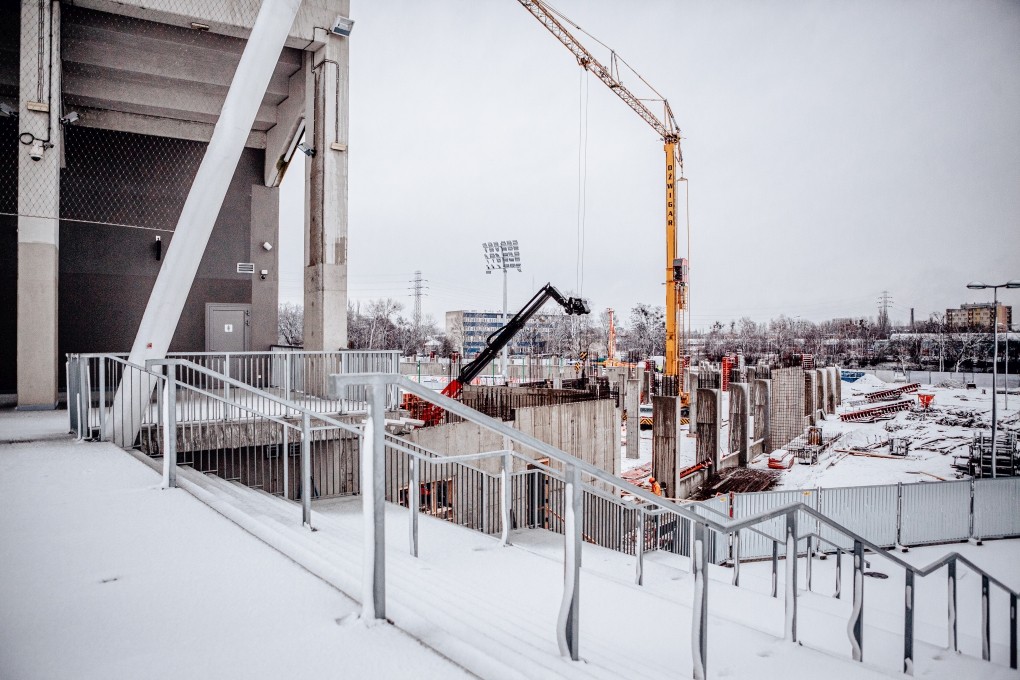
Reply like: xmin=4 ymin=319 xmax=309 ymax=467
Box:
xmin=729 ymin=383 xmax=750 ymax=467
xmin=695 ymin=388 xmax=720 ymax=468
xmin=815 ymin=369 xmax=825 ymax=421
xmin=17 ymin=1 xmax=61 ymax=410
xmin=688 ymin=368 xmax=698 ymax=434
xmin=251 ymin=185 xmax=279 ymax=351
xmin=651 ymin=395 xmax=683 ymax=498
xmin=625 ymin=378 xmax=640 ymax=459
xmin=303 ymin=29 xmax=349 ymax=350
xmin=752 ymin=379 xmax=772 ymax=455
xmin=803 ymin=370 xmax=816 ymax=423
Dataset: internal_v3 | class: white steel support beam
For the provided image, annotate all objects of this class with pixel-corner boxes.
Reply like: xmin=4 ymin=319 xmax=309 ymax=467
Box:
xmin=111 ymin=0 xmax=302 ymax=444
xmin=303 ymin=29 xmax=349 ymax=350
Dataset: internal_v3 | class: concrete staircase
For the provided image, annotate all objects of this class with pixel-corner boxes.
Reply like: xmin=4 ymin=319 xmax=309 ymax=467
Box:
xmin=151 ymin=458 xmax=1018 ymax=680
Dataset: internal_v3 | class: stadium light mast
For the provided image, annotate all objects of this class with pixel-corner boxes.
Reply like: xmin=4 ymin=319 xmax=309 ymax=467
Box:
xmin=483 ymin=240 xmax=522 ymax=381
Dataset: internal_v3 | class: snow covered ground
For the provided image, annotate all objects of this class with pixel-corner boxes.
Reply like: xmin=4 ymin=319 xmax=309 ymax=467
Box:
xmin=3 ymin=404 xmax=1017 ymax=680
xmin=0 ymin=411 xmax=470 ymax=680
xmin=756 ymin=374 xmax=1020 ymax=490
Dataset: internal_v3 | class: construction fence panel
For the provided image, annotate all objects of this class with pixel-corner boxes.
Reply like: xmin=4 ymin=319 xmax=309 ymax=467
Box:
xmin=973 ymin=478 xmax=1020 ymax=539
xmin=818 ymin=484 xmax=898 ymax=550
xmin=690 ymin=496 xmax=731 ymax=564
xmin=899 ymin=480 xmax=971 ymax=546
xmin=733 ymin=489 xmax=812 ymax=560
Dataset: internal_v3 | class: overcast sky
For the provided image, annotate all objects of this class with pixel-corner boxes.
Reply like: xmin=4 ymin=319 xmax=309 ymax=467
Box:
xmin=279 ymin=0 xmax=1020 ymax=331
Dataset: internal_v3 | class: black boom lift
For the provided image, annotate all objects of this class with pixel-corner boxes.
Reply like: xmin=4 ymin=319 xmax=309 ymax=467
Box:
xmin=418 ymin=283 xmax=589 ymax=425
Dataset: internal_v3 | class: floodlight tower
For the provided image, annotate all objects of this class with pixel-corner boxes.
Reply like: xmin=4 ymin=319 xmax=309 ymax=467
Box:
xmin=483 ymin=240 xmax=522 ymax=381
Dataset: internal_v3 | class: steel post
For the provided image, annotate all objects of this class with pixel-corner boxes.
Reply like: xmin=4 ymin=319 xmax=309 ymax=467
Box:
xmin=732 ymin=531 xmax=740 ymax=587
xmin=98 ymin=358 xmax=106 ymax=442
xmin=223 ymin=354 xmax=232 ymax=420
xmin=362 ymin=382 xmax=387 ymax=620
xmin=635 ymin=509 xmax=645 ymax=586
xmin=557 ymin=464 xmax=582 ymax=660
xmin=162 ymin=373 xmax=177 ymax=489
xmin=78 ymin=358 xmax=88 ymax=440
xmin=805 ymin=535 xmax=813 ymax=592
xmin=282 ymin=425 xmax=289 ymax=500
xmin=301 ymin=412 xmax=312 ymax=528
xmin=948 ymin=560 xmax=958 ymax=652
xmin=692 ymin=521 xmax=709 ymax=680
xmin=850 ymin=540 xmax=864 ymax=662
xmin=1010 ymin=593 xmax=1017 ymax=670
xmin=771 ymin=540 xmax=778 ymax=598
xmin=904 ymin=570 xmax=915 ymax=675
xmin=982 ymin=574 xmax=990 ymax=661
xmin=500 ymin=451 xmax=512 ymax=546
xmin=785 ymin=513 xmax=798 ymax=642
xmin=410 ymin=456 xmax=420 ymax=557
xmin=834 ymin=547 xmax=842 ymax=599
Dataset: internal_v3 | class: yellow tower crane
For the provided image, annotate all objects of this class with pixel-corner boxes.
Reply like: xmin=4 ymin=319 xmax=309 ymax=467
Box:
xmin=516 ymin=0 xmax=689 ymax=390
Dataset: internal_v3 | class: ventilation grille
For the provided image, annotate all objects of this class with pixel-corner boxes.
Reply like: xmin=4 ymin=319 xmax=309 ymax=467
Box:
xmin=236 ymin=262 xmax=255 ymax=274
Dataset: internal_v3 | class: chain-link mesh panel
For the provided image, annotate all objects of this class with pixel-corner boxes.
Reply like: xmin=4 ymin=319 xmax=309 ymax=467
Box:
xmin=0 ymin=3 xmax=17 ymax=216
xmin=17 ymin=0 xmax=59 ymax=220
xmin=0 ymin=117 xmax=15 ymax=217
xmin=61 ymin=125 xmax=206 ymax=231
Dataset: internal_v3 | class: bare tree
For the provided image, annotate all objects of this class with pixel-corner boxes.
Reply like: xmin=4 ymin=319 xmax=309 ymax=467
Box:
xmin=278 ymin=302 xmax=303 ymax=346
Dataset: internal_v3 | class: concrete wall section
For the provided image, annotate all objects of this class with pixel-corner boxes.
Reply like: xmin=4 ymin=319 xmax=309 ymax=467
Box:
xmin=728 ymin=383 xmax=750 ymax=467
xmin=752 ymin=379 xmax=771 ymax=455
xmin=695 ymin=388 xmax=720 ymax=468
xmin=651 ymin=395 xmax=681 ymax=498
xmin=515 ymin=400 xmax=619 ymax=485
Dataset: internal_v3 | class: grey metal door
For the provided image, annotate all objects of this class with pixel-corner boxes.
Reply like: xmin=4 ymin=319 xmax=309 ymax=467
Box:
xmin=206 ymin=304 xmax=250 ymax=352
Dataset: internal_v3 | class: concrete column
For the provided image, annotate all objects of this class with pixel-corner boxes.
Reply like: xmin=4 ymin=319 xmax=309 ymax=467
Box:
xmin=752 ymin=379 xmax=772 ymax=455
xmin=303 ymin=29 xmax=349 ymax=350
xmin=803 ymin=370 xmax=816 ymax=423
xmin=251 ymin=185 xmax=279 ymax=351
xmin=17 ymin=1 xmax=61 ymax=410
xmin=729 ymin=383 xmax=750 ymax=467
xmin=625 ymin=378 xmax=640 ymax=459
xmin=696 ymin=388 xmax=721 ymax=468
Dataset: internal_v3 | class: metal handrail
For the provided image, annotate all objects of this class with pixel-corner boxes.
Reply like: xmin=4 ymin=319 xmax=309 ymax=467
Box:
xmin=145 ymin=358 xmax=362 ymax=436
xmin=383 ymin=373 xmax=1019 ymax=677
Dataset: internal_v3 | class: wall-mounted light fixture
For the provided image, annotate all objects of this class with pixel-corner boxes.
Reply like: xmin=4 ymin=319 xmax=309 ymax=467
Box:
xmin=262 ymin=241 xmax=273 ymax=251
xmin=331 ymin=16 xmax=354 ymax=37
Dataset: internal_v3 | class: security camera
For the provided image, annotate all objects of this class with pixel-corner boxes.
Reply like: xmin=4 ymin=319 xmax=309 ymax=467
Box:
xmin=60 ymin=111 xmax=80 ymax=125
xmin=260 ymin=269 xmax=268 ymax=281
xmin=0 ymin=102 xmax=16 ymax=119
xmin=29 ymin=139 xmax=44 ymax=161
xmin=297 ymin=143 xmax=316 ymax=157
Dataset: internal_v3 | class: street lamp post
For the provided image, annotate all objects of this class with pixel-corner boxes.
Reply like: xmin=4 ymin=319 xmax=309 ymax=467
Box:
xmin=483 ymin=240 xmax=522 ymax=383
xmin=966 ymin=280 xmax=1020 ymax=478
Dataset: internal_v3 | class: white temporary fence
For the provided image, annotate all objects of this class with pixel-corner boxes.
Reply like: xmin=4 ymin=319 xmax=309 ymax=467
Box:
xmin=729 ymin=477 xmax=1020 ymax=560
xmin=973 ymin=477 xmax=1020 ymax=539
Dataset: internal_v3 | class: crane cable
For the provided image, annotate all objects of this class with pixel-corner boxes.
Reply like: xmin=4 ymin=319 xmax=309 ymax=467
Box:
xmin=576 ymin=68 xmax=589 ymax=296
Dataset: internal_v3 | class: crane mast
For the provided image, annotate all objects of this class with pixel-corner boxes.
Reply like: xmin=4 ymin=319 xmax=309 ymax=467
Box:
xmin=516 ymin=0 xmax=688 ymax=383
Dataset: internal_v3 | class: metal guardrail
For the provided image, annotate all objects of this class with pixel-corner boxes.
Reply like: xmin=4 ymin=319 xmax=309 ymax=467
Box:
xmin=729 ymin=478 xmax=1020 ymax=559
xmin=78 ymin=358 xmax=1018 ymax=678
xmin=66 ymin=350 xmax=401 ymax=439
xmin=338 ymin=373 xmax=1018 ymax=679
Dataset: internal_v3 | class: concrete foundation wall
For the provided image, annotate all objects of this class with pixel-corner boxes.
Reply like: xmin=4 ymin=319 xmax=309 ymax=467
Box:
xmin=515 ymin=399 xmax=619 ymax=482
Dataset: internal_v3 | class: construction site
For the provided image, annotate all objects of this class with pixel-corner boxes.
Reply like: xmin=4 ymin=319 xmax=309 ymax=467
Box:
xmin=2 ymin=1 xmax=1019 ymax=679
